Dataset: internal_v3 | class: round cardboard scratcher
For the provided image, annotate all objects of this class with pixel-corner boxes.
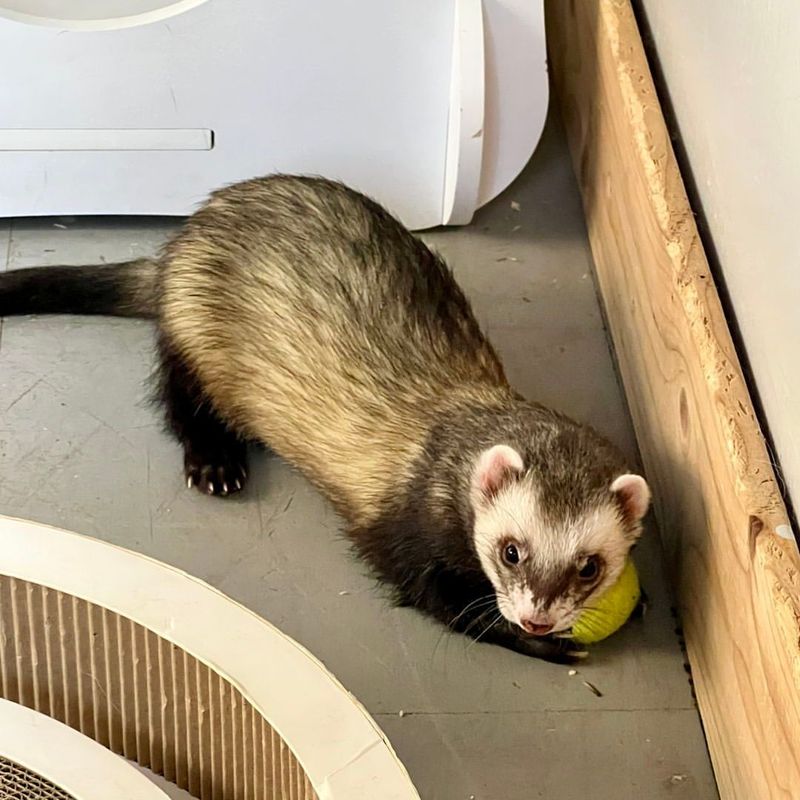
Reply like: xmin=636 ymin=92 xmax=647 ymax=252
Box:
xmin=0 ymin=515 xmax=420 ymax=800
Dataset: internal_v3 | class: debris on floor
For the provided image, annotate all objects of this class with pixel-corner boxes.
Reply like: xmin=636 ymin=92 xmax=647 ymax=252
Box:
xmin=582 ymin=680 xmax=603 ymax=698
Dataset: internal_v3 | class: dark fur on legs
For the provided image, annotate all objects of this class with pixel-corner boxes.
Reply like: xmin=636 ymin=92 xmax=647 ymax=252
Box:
xmin=157 ymin=336 xmax=248 ymax=497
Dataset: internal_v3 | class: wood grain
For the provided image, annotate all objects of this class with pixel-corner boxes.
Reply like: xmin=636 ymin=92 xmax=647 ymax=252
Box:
xmin=546 ymin=2 xmax=800 ymax=798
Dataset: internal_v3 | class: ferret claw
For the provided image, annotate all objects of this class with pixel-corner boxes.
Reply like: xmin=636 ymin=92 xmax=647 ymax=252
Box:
xmin=571 ymin=649 xmax=590 ymax=660
xmin=184 ymin=449 xmax=248 ymax=497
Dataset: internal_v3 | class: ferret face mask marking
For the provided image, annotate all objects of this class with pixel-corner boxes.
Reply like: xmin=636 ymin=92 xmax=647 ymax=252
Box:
xmin=470 ymin=445 xmax=651 ymax=636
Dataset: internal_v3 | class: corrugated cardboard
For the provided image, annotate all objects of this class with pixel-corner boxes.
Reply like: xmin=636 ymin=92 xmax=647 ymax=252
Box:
xmin=0 ymin=516 xmax=420 ymax=800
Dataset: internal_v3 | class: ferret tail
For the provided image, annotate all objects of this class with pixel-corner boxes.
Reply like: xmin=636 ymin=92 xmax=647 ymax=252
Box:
xmin=0 ymin=258 xmax=159 ymax=319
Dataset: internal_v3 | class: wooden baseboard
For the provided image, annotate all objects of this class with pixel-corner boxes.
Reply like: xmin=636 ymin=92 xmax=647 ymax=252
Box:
xmin=546 ymin=2 xmax=800 ymax=798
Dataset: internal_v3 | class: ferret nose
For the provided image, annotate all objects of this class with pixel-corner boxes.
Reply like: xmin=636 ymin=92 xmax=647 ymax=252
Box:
xmin=520 ymin=619 xmax=553 ymax=636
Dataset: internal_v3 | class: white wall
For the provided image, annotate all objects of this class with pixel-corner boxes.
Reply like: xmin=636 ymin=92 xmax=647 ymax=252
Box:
xmin=638 ymin=0 xmax=800 ymax=510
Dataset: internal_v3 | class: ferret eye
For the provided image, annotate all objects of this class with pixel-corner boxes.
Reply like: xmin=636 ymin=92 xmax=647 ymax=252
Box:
xmin=502 ymin=543 xmax=520 ymax=566
xmin=578 ymin=556 xmax=599 ymax=581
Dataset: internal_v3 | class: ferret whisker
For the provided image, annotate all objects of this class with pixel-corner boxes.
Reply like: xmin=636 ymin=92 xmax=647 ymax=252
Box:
xmin=462 ymin=610 xmax=493 ymax=639
xmin=447 ymin=594 xmax=496 ymax=631
xmin=464 ymin=600 xmax=500 ymax=629
xmin=468 ymin=613 xmax=505 ymax=649
xmin=432 ymin=595 xmax=497 ymax=666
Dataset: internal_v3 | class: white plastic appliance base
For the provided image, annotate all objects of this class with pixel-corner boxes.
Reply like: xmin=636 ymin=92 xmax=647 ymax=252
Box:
xmin=0 ymin=0 xmax=547 ymax=229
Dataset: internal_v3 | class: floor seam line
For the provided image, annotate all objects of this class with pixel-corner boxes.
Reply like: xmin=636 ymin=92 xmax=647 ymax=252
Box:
xmin=373 ymin=706 xmax=700 ymax=716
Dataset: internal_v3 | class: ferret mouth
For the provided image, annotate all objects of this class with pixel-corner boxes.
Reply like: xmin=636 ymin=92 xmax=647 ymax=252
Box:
xmin=516 ymin=621 xmax=575 ymax=638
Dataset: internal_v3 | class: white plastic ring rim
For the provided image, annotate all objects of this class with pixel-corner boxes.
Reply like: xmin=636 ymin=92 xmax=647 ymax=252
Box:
xmin=0 ymin=1 xmax=209 ymax=31
xmin=0 ymin=698 xmax=170 ymax=799
xmin=0 ymin=515 xmax=421 ymax=800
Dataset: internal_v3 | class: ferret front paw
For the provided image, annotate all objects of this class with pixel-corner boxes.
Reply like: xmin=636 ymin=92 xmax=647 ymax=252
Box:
xmin=513 ymin=633 xmax=589 ymax=664
xmin=184 ymin=448 xmax=248 ymax=497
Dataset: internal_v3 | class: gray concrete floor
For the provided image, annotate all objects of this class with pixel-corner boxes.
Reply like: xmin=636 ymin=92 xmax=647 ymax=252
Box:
xmin=0 ymin=114 xmax=718 ymax=800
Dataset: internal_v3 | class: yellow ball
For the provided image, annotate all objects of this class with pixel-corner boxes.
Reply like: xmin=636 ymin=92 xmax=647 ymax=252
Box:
xmin=571 ymin=558 xmax=641 ymax=645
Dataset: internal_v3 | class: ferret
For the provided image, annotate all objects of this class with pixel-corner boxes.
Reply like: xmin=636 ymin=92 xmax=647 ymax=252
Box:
xmin=0 ymin=175 xmax=650 ymax=663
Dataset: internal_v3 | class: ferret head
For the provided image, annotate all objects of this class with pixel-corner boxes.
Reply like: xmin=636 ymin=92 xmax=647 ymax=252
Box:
xmin=469 ymin=443 xmax=650 ymax=637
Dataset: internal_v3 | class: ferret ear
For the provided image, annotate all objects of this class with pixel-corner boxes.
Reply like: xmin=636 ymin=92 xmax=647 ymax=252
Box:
xmin=611 ymin=474 xmax=651 ymax=525
xmin=471 ymin=445 xmax=524 ymax=506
